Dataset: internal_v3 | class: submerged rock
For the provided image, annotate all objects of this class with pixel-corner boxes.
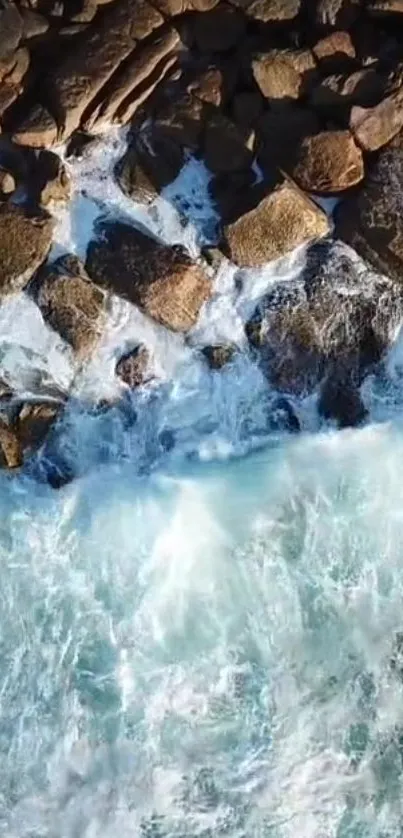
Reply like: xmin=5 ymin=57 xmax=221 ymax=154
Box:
xmin=116 ymin=346 xmax=151 ymax=388
xmin=201 ymin=344 xmax=235 ymax=369
xmin=86 ymin=222 xmax=211 ymax=332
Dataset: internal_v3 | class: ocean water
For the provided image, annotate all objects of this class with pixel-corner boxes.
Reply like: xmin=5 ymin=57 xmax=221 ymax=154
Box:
xmin=1 ymin=130 xmax=403 ymax=837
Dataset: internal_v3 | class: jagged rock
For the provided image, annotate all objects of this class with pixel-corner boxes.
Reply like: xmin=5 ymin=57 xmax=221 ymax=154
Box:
xmin=310 ymin=69 xmax=386 ymax=116
xmin=46 ymin=0 xmax=164 ymax=140
xmin=0 ymin=169 xmax=15 ymax=195
xmin=115 ymin=129 xmax=184 ymax=203
xmin=252 ymin=49 xmax=317 ymax=105
xmin=0 ymin=3 xmax=22 ymax=61
xmin=257 ymin=106 xmax=320 ymax=174
xmin=209 ymin=167 xmax=256 ymax=222
xmin=267 ymin=397 xmax=300 ymax=433
xmin=222 ymin=176 xmax=330 ymax=268
xmin=152 ymin=0 xmax=219 ymax=13
xmin=315 ymin=0 xmax=361 ymax=27
xmin=153 ymin=91 xmax=206 ymax=149
xmin=113 ymin=53 xmax=179 ymax=125
xmin=4 ymin=46 xmax=29 ymax=85
xmin=350 ymin=89 xmax=403 ymax=151
xmin=227 ymin=0 xmax=300 ymax=22
xmin=35 ymin=254 xmax=106 ymax=359
xmin=86 ymin=222 xmax=211 ymax=332
xmin=18 ymin=403 xmax=61 ymax=454
xmin=246 ymin=241 xmax=403 ymax=417
xmin=367 ymin=0 xmax=403 ymax=13
xmin=12 ymin=103 xmax=58 ymax=147
xmin=0 ymin=417 xmax=21 ymax=468
xmin=69 ymin=0 xmax=98 ymax=22
xmin=187 ymin=67 xmax=226 ymax=106
xmin=0 ymin=205 xmax=53 ymax=297
xmin=336 ymin=129 xmax=403 ymax=283
xmin=190 ymin=4 xmax=245 ymax=52
xmin=291 ymin=130 xmax=364 ymax=193
xmin=65 ymin=130 xmax=98 ymax=159
xmin=20 ymin=8 xmax=49 ymax=39
xmin=0 ymin=84 xmax=20 ymax=118
xmin=312 ymin=31 xmax=356 ymax=74
xmin=83 ymin=27 xmax=180 ymax=130
xmin=116 ymin=345 xmax=150 ymax=387
xmin=31 ymin=150 xmax=70 ymax=206
xmin=201 ymin=344 xmax=235 ymax=368
xmin=203 ymin=108 xmax=253 ymax=173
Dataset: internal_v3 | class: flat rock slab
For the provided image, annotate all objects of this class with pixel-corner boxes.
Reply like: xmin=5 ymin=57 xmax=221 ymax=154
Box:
xmin=0 ymin=205 xmax=54 ymax=297
xmin=291 ymin=130 xmax=364 ymax=194
xmin=222 ymin=177 xmax=330 ymax=268
xmin=86 ymin=222 xmax=211 ymax=332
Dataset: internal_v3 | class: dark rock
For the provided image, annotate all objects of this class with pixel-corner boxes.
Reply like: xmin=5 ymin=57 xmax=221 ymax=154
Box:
xmin=187 ymin=67 xmax=226 ymax=106
xmin=4 ymin=46 xmax=29 ymax=85
xmin=20 ymin=7 xmax=49 ymax=39
xmin=350 ymin=88 xmax=403 ymax=151
xmin=201 ymin=344 xmax=235 ymax=368
xmin=227 ymin=0 xmax=300 ymax=22
xmin=312 ymin=31 xmax=356 ymax=74
xmin=152 ymin=0 xmax=219 ymax=13
xmin=0 ymin=416 xmax=21 ymax=468
xmin=209 ymin=167 xmax=257 ymax=222
xmin=222 ymin=175 xmax=330 ymax=267
xmin=35 ymin=254 xmax=106 ymax=359
xmin=115 ymin=128 xmax=184 ymax=203
xmin=12 ymin=104 xmax=58 ymax=148
xmin=391 ymin=632 xmax=403 ymax=679
xmin=291 ymin=130 xmax=364 ymax=194
xmin=231 ymin=91 xmax=264 ymax=129
xmin=252 ymin=49 xmax=317 ymax=105
xmin=0 ymin=205 xmax=53 ymax=297
xmin=0 ymin=3 xmax=22 ymax=61
xmin=314 ymin=0 xmax=361 ymax=27
xmin=367 ymin=0 xmax=403 ymax=14
xmin=203 ymin=108 xmax=253 ymax=173
xmin=336 ymin=129 xmax=403 ymax=283
xmin=86 ymin=222 xmax=211 ymax=332
xmin=268 ymin=396 xmax=300 ymax=433
xmin=116 ymin=345 xmax=151 ymax=387
xmin=153 ymin=91 xmax=206 ymax=150
xmin=257 ymin=106 xmax=320 ymax=175
xmin=190 ymin=4 xmax=245 ymax=52
xmin=31 ymin=150 xmax=70 ymax=206
xmin=65 ymin=130 xmax=97 ymax=159
xmin=318 ymin=372 xmax=367 ymax=427
xmin=18 ymin=402 xmax=60 ymax=453
xmin=246 ymin=240 xmax=403 ymax=397
xmin=310 ymin=69 xmax=386 ymax=118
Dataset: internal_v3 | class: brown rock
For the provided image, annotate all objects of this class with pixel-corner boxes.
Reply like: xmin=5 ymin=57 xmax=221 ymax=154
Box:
xmin=69 ymin=0 xmax=98 ymax=22
xmin=0 ymin=417 xmax=21 ymax=469
xmin=0 ymin=3 xmax=22 ymax=61
xmin=12 ymin=104 xmax=58 ymax=148
xmin=152 ymin=0 xmax=219 ymax=12
xmin=252 ymin=49 xmax=316 ymax=105
xmin=203 ymin=108 xmax=253 ymax=173
xmin=187 ymin=67 xmax=225 ymax=106
xmin=257 ymin=106 xmax=320 ymax=175
xmin=116 ymin=53 xmax=179 ymax=125
xmin=32 ymin=150 xmax=70 ymax=206
xmin=350 ymin=89 xmax=403 ymax=151
xmin=4 ymin=46 xmax=29 ymax=85
xmin=227 ymin=0 xmax=300 ymax=22
xmin=190 ymin=4 xmax=245 ymax=52
xmin=20 ymin=8 xmax=49 ymax=39
xmin=116 ymin=345 xmax=151 ymax=387
xmin=115 ymin=129 xmax=184 ymax=203
xmin=154 ymin=91 xmax=206 ymax=149
xmin=201 ymin=344 xmax=235 ymax=368
xmin=0 ymin=205 xmax=53 ymax=297
xmin=35 ymin=254 xmax=106 ymax=359
xmin=86 ymin=222 xmax=211 ymax=333
xmin=367 ymin=0 xmax=403 ymax=13
xmin=18 ymin=403 xmax=60 ymax=454
xmin=315 ymin=0 xmax=361 ymax=26
xmin=313 ymin=31 xmax=356 ymax=74
xmin=336 ymin=129 xmax=403 ymax=283
xmin=222 ymin=176 xmax=330 ymax=267
xmin=291 ymin=130 xmax=364 ymax=194
xmin=0 ymin=84 xmax=20 ymax=118
xmin=47 ymin=0 xmax=163 ymax=140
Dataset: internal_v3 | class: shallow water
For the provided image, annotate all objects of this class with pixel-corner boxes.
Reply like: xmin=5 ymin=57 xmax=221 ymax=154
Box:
xmin=1 ymin=130 xmax=403 ymax=837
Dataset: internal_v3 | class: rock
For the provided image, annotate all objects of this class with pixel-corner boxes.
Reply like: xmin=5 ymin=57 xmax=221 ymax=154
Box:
xmin=201 ymin=344 xmax=235 ymax=368
xmin=252 ymin=49 xmax=317 ymax=105
xmin=0 ymin=84 xmax=20 ymax=118
xmin=315 ymin=0 xmax=361 ymax=27
xmin=257 ymin=106 xmax=320 ymax=175
xmin=190 ymin=4 xmax=245 ymax=52
xmin=46 ymin=0 xmax=164 ymax=140
xmin=203 ymin=108 xmax=253 ymax=173
xmin=154 ymin=91 xmax=206 ymax=149
xmin=222 ymin=176 xmax=330 ymax=268
xmin=69 ymin=0 xmax=98 ymax=22
xmin=0 ymin=169 xmax=15 ymax=195
xmin=0 ymin=205 xmax=53 ymax=297
xmin=267 ymin=396 xmax=300 ymax=433
xmin=65 ymin=130 xmax=98 ymax=159
xmin=0 ymin=417 xmax=21 ymax=468
xmin=336 ymin=129 xmax=403 ymax=283
xmin=0 ymin=3 xmax=22 ymax=61
xmin=367 ymin=0 xmax=403 ymax=13
xmin=209 ymin=167 xmax=257 ymax=222
xmin=20 ymin=8 xmax=49 ymax=39
xmin=350 ymin=89 xmax=403 ymax=151
xmin=115 ymin=128 xmax=184 ymax=203
xmin=312 ymin=31 xmax=356 ymax=74
xmin=4 ymin=46 xmax=29 ymax=85
xmin=246 ymin=240 xmax=403 ymax=402
xmin=18 ymin=403 xmax=60 ymax=453
xmin=83 ymin=27 xmax=180 ymax=130
xmin=291 ymin=130 xmax=364 ymax=194
xmin=112 ymin=53 xmax=179 ymax=126
xmin=310 ymin=69 xmax=386 ymax=116
xmin=35 ymin=254 xmax=106 ymax=359
xmin=187 ymin=67 xmax=227 ymax=106
xmin=115 ymin=345 xmax=151 ymax=387
xmin=12 ymin=104 xmax=58 ymax=148
xmin=227 ymin=0 xmax=300 ymax=22
xmin=31 ymin=150 xmax=70 ymax=206
xmin=86 ymin=222 xmax=211 ymax=332
xmin=231 ymin=91 xmax=263 ymax=129
xmin=152 ymin=0 xmax=219 ymax=13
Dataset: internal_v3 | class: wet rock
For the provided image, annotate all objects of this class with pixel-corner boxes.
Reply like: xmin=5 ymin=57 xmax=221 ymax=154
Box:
xmin=12 ymin=104 xmax=58 ymax=148
xmin=222 ymin=176 xmax=330 ymax=268
xmin=367 ymin=0 xmax=403 ymax=14
xmin=65 ymin=130 xmax=98 ymax=159
xmin=31 ymin=150 xmax=70 ymax=206
xmin=318 ymin=372 xmax=367 ymax=427
xmin=209 ymin=167 xmax=256 ymax=222
xmin=227 ymin=0 xmax=300 ymax=22
xmin=35 ymin=254 xmax=106 ymax=359
xmin=252 ymin=49 xmax=317 ymax=105
xmin=350 ymin=89 xmax=403 ymax=151
xmin=203 ymin=108 xmax=253 ymax=173
xmin=18 ymin=403 xmax=61 ymax=454
xmin=246 ymin=240 xmax=403 ymax=398
xmin=0 ymin=205 xmax=53 ymax=297
xmin=153 ymin=91 xmax=206 ymax=150
xmin=312 ymin=31 xmax=356 ymax=75
xmin=187 ymin=67 xmax=226 ymax=106
xmin=86 ymin=222 xmax=211 ymax=333
xmin=267 ymin=396 xmax=300 ymax=433
xmin=0 ymin=3 xmax=22 ymax=61
xmin=190 ymin=4 xmax=245 ymax=52
xmin=116 ymin=345 xmax=151 ymax=387
xmin=257 ymin=106 xmax=320 ymax=175
xmin=201 ymin=344 xmax=235 ymax=368
xmin=46 ymin=0 xmax=164 ymax=140
xmin=291 ymin=130 xmax=364 ymax=194
xmin=115 ymin=129 xmax=184 ymax=203
xmin=336 ymin=129 xmax=403 ymax=283
xmin=0 ymin=417 xmax=21 ymax=468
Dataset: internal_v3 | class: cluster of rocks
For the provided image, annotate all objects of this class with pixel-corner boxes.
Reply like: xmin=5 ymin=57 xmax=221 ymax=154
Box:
xmin=0 ymin=0 xmax=403 ymax=478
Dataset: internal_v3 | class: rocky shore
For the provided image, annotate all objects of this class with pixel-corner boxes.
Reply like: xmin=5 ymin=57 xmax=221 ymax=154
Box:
xmin=1 ymin=0 xmax=403 ymax=481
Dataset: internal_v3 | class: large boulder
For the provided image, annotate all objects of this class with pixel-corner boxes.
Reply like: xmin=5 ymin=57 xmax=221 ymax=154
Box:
xmin=227 ymin=0 xmax=300 ymax=22
xmin=0 ymin=205 xmax=54 ymax=298
xmin=115 ymin=128 xmax=184 ymax=204
xmin=34 ymin=254 xmax=106 ymax=359
xmin=246 ymin=240 xmax=403 ymax=425
xmin=350 ymin=88 xmax=403 ymax=151
xmin=336 ymin=129 xmax=403 ymax=282
xmin=86 ymin=222 xmax=211 ymax=332
xmin=221 ymin=176 xmax=330 ymax=268
xmin=291 ymin=130 xmax=364 ymax=193
xmin=0 ymin=400 xmax=61 ymax=471
xmin=312 ymin=31 xmax=356 ymax=74
xmin=252 ymin=49 xmax=317 ymax=105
